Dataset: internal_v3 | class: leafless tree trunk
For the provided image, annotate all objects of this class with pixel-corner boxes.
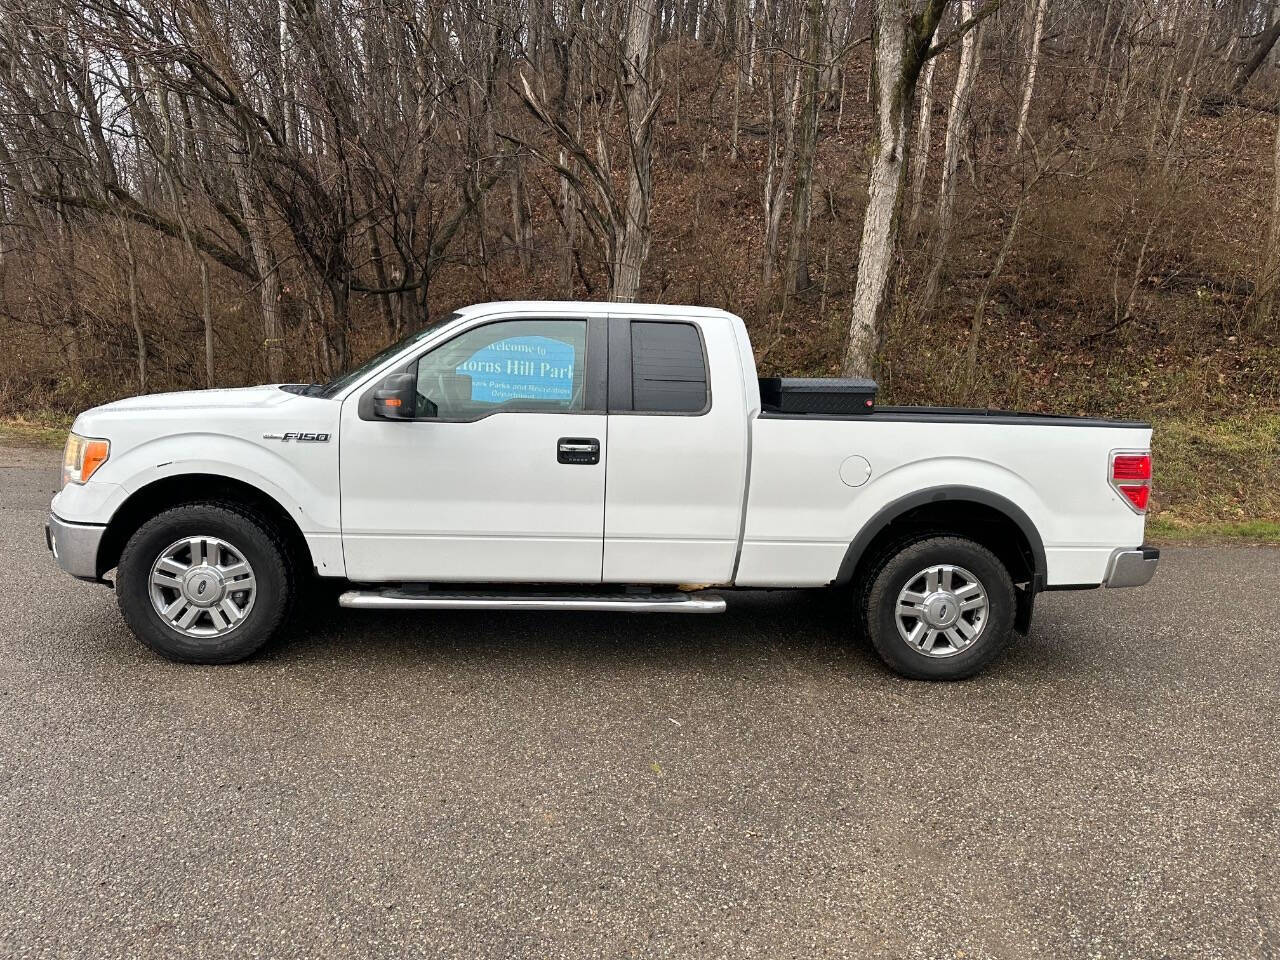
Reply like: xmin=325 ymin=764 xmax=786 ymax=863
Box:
xmin=1231 ymin=16 xmax=1280 ymax=92
xmin=785 ymin=0 xmax=825 ymax=299
xmin=518 ymin=0 xmax=662 ymax=303
xmin=730 ymin=0 xmax=747 ymax=159
xmin=1161 ymin=19 xmax=1210 ymax=175
xmin=199 ymin=257 xmax=214 ymax=388
xmin=559 ymin=146 xmax=580 ymax=298
xmin=846 ymin=2 xmax=932 ymax=376
xmin=55 ymin=203 xmax=81 ymax=378
xmin=118 ymin=222 xmax=148 ymax=392
xmin=760 ymin=27 xmax=801 ymax=301
xmin=908 ymin=56 xmax=937 ymax=230
xmin=966 ymin=194 xmax=1024 ymax=383
xmin=1013 ymin=0 xmax=1048 ymax=155
xmin=612 ymin=0 xmax=661 ymax=302
xmin=509 ymin=158 xmax=534 ymax=273
xmin=843 ymin=0 xmax=973 ymax=376
xmin=919 ymin=1 xmax=984 ymax=316
xmin=232 ymin=154 xmax=284 ymax=382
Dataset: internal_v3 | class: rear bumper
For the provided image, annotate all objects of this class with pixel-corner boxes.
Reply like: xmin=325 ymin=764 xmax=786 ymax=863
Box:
xmin=46 ymin=513 xmax=106 ymax=582
xmin=1103 ymin=545 xmax=1160 ymax=588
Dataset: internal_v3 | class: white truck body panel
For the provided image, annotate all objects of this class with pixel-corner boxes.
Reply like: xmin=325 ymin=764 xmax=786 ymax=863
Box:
xmin=739 ymin=417 xmax=1147 ymax=587
xmin=59 ymin=386 xmax=347 ymax=576
xmin=52 ymin=301 xmax=1152 ymax=596
xmin=339 ymin=410 xmax=608 ymax=582
xmin=602 ymin=310 xmax=751 ymax=584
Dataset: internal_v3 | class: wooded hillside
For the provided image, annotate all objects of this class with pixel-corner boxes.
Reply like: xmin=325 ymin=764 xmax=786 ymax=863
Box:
xmin=1 ymin=0 xmax=1278 ymax=532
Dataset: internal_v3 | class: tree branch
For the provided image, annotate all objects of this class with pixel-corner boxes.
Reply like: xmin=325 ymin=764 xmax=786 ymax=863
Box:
xmin=927 ymin=0 xmax=1007 ymax=60
xmin=32 ymin=188 xmax=256 ymax=278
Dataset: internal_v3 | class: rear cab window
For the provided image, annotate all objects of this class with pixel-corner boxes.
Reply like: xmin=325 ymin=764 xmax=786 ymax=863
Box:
xmin=620 ymin=320 xmax=709 ymax=414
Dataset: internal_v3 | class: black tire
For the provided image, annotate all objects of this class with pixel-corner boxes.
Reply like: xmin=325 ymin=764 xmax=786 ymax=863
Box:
xmin=863 ymin=535 xmax=1016 ymax=681
xmin=116 ymin=501 xmax=295 ymax=664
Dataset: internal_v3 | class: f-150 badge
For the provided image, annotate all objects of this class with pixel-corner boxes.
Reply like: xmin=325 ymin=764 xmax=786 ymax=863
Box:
xmin=263 ymin=432 xmax=331 ymax=442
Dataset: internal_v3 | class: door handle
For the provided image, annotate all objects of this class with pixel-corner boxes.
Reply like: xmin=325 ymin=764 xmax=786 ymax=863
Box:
xmin=557 ymin=437 xmax=600 ymax=465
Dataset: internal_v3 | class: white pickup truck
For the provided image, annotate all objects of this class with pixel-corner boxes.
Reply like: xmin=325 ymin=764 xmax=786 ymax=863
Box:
xmin=47 ymin=301 xmax=1158 ymax=679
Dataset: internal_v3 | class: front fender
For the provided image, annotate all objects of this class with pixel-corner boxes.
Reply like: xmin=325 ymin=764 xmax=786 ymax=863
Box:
xmin=110 ymin=433 xmax=341 ymax=537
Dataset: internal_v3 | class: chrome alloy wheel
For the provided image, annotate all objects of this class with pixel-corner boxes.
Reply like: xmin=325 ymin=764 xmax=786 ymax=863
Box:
xmin=894 ymin=563 xmax=989 ymax=658
xmin=148 ymin=536 xmax=257 ymax=638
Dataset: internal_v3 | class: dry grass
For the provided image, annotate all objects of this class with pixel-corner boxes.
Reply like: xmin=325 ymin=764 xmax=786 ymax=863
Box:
xmin=0 ymin=414 xmax=71 ymax=449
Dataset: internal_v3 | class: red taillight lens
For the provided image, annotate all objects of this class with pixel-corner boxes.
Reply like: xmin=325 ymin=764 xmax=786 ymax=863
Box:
xmin=1110 ymin=451 xmax=1152 ymax=513
xmin=1112 ymin=454 xmax=1152 ymax=482
xmin=1118 ymin=484 xmax=1150 ymax=511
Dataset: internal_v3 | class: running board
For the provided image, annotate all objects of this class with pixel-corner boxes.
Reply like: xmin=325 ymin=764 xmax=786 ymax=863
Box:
xmin=338 ymin=588 xmax=727 ymax=614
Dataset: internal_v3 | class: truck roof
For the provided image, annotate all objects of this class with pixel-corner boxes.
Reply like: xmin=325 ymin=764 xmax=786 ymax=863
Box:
xmin=455 ymin=300 xmax=740 ymax=321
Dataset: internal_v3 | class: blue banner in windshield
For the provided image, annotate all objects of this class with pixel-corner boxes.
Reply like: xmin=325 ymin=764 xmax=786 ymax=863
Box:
xmin=457 ymin=335 xmax=577 ymax=404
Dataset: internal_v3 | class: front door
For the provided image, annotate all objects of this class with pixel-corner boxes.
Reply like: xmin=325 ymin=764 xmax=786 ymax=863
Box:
xmin=339 ymin=316 xmax=608 ymax=583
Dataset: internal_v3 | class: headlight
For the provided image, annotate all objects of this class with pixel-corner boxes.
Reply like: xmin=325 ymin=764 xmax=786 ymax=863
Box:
xmin=62 ymin=433 xmax=110 ymax=487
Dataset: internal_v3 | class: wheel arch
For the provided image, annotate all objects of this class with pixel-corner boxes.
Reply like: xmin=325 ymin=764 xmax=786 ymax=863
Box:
xmin=96 ymin=474 xmax=312 ymax=580
xmin=834 ymin=486 xmax=1047 ymax=593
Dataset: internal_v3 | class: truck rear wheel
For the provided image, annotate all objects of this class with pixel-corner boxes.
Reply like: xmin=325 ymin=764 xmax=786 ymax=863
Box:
xmin=116 ymin=502 xmax=295 ymax=664
xmin=863 ymin=536 xmax=1016 ymax=680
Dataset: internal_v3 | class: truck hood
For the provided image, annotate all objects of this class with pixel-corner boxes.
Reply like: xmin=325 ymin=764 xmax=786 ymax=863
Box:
xmin=69 ymin=383 xmax=338 ymax=467
xmin=87 ymin=385 xmax=298 ymax=416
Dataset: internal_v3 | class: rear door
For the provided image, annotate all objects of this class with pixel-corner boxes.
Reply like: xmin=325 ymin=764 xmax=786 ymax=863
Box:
xmin=340 ymin=313 xmax=609 ymax=583
xmin=602 ymin=313 xmax=750 ymax=584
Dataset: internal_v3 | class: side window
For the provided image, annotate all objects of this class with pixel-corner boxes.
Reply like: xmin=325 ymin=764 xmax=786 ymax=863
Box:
xmin=630 ymin=321 xmax=708 ymax=414
xmin=414 ymin=319 xmax=587 ymax=420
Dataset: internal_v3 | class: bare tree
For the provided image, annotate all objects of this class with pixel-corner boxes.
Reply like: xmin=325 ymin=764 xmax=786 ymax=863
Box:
xmin=614 ymin=0 xmax=662 ymax=302
xmin=844 ymin=0 xmax=994 ymax=376
xmin=1013 ymin=0 xmax=1048 ymax=154
xmin=516 ymin=0 xmax=663 ymax=302
xmin=118 ymin=222 xmax=148 ymax=393
xmin=918 ymin=0 xmax=985 ymax=317
xmin=232 ymin=152 xmax=286 ymax=382
xmin=759 ymin=1 xmax=802 ymax=303
xmin=908 ymin=56 xmax=937 ymax=230
xmin=784 ymin=0 xmax=826 ymax=299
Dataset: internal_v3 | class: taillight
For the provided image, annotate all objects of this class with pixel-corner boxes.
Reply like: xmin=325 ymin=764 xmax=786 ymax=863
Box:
xmin=1120 ymin=485 xmax=1150 ymax=511
xmin=1112 ymin=454 xmax=1151 ymax=482
xmin=1110 ymin=451 xmax=1152 ymax=513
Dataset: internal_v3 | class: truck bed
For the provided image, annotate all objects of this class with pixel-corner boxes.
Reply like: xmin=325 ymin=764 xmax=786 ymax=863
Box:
xmin=755 ymin=376 xmax=1146 ymax=427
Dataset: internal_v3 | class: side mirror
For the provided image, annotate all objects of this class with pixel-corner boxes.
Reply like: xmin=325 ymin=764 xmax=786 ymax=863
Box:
xmin=372 ymin=373 xmax=417 ymax=420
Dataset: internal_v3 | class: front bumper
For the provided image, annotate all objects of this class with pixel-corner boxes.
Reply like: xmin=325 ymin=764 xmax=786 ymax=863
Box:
xmin=1103 ymin=545 xmax=1160 ymax=588
xmin=46 ymin=513 xmax=107 ymax=581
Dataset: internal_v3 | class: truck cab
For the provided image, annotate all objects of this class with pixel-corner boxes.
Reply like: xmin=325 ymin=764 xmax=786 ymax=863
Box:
xmin=337 ymin=304 xmax=751 ymax=586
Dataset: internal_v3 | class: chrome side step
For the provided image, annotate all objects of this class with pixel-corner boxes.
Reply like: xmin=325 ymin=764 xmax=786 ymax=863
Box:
xmin=338 ymin=589 xmax=727 ymax=614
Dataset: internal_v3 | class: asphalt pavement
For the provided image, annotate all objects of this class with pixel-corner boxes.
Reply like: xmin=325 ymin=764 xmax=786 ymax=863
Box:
xmin=1 ymin=439 xmax=1277 ymax=959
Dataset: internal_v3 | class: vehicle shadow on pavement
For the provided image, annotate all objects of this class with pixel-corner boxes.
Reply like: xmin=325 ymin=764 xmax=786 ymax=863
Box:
xmin=59 ymin=570 xmax=1091 ymax=683
xmin=254 ymin=583 xmax=1105 ymax=686
xmin=267 ymin=587 xmax=892 ymax=676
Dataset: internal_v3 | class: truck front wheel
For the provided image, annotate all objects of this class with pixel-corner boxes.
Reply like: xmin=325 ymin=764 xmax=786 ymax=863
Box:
xmin=863 ymin=536 xmax=1016 ymax=680
xmin=115 ymin=502 xmax=295 ymax=664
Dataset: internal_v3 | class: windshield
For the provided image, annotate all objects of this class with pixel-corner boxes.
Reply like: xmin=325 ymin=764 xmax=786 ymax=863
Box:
xmin=317 ymin=311 xmax=463 ymax=398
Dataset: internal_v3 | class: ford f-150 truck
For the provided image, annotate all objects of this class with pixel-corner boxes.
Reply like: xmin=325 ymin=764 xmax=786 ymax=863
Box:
xmin=46 ymin=301 xmax=1159 ymax=679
